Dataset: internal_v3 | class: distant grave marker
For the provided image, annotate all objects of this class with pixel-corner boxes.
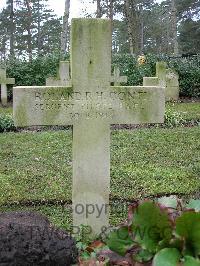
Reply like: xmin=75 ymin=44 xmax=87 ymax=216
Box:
xmin=49 ymin=64 xmax=127 ymax=87
xmin=165 ymin=69 xmax=179 ymax=101
xmin=14 ymin=19 xmax=165 ymax=235
xmin=111 ymin=67 xmax=127 ymax=86
xmin=156 ymin=61 xmax=167 ymax=88
xmin=46 ymin=61 xmax=71 ymax=86
xmin=143 ymin=61 xmax=179 ymax=101
xmin=0 ymin=69 xmax=15 ymax=106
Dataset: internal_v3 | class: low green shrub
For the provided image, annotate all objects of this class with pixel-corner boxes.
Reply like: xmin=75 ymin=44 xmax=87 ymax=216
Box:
xmin=3 ymin=54 xmax=200 ymax=101
xmin=79 ymin=199 xmax=200 ymax=265
xmin=106 ymin=199 xmax=200 ymax=265
xmin=6 ymin=53 xmax=62 ymax=87
xmin=0 ymin=114 xmax=15 ymax=132
xmin=112 ymin=53 xmax=157 ymax=86
xmin=113 ymin=54 xmax=200 ymax=98
xmin=164 ymin=109 xmax=186 ymax=127
xmin=169 ymin=56 xmax=200 ymax=98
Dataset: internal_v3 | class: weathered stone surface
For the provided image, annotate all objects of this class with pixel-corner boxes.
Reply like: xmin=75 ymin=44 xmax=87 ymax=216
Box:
xmin=1 ymin=83 xmax=8 ymax=106
xmin=156 ymin=61 xmax=167 ymax=88
xmin=0 ymin=211 xmax=78 ymax=266
xmin=13 ymin=86 xmax=165 ymax=127
xmin=166 ymin=69 xmax=179 ymax=101
xmin=70 ymin=18 xmax=112 ymax=235
xmin=143 ymin=77 xmax=158 ymax=86
xmin=13 ymin=18 xmax=165 ymax=235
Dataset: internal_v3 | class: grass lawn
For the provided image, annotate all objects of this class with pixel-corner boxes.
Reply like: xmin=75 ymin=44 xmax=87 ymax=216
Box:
xmin=0 ymin=126 xmax=199 ymax=228
xmin=168 ymin=102 xmax=200 ymax=121
xmin=0 ymin=105 xmax=12 ymax=115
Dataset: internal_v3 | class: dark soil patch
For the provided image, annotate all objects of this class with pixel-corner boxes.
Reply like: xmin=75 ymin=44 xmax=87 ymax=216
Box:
xmin=0 ymin=211 xmax=78 ymax=266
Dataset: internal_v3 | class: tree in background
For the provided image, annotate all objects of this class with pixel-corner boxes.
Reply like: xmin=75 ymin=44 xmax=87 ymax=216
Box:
xmin=96 ymin=0 xmax=102 ymax=17
xmin=0 ymin=0 xmax=199 ymax=60
xmin=61 ymin=0 xmax=70 ymax=58
xmin=0 ymin=8 xmax=10 ymax=60
xmin=123 ymin=0 xmax=157 ymax=54
xmin=179 ymin=19 xmax=200 ymax=54
xmin=171 ymin=0 xmax=179 ymax=55
xmin=176 ymin=0 xmax=200 ymax=54
xmin=0 ymin=0 xmax=62 ymax=61
xmin=7 ymin=0 xmax=15 ymax=58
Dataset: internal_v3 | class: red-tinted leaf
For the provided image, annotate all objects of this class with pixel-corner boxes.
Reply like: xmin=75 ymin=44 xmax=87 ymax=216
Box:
xmin=86 ymin=240 xmax=105 ymax=253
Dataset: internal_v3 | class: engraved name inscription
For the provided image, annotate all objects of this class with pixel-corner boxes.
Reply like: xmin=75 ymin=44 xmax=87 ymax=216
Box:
xmin=33 ymin=90 xmax=148 ymax=120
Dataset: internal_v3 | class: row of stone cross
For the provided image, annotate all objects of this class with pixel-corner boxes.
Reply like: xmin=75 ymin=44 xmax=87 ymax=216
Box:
xmin=46 ymin=61 xmax=127 ymax=87
xmin=0 ymin=61 xmax=179 ymax=107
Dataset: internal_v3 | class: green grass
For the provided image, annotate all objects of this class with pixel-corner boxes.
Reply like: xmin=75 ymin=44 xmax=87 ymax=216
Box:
xmin=167 ymin=102 xmax=200 ymax=121
xmin=0 ymin=105 xmax=12 ymax=115
xmin=0 ymin=101 xmax=199 ymax=229
xmin=0 ymin=127 xmax=199 ymax=228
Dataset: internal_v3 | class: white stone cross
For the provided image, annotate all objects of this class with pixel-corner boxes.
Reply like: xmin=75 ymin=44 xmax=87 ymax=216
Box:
xmin=0 ymin=68 xmax=15 ymax=106
xmin=46 ymin=61 xmax=71 ymax=86
xmin=13 ymin=19 xmax=165 ymax=235
xmin=111 ymin=67 xmax=127 ymax=86
xmin=143 ymin=62 xmax=179 ymax=101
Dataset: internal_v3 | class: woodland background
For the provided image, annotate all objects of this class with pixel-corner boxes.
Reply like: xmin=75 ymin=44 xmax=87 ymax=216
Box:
xmin=0 ymin=0 xmax=199 ymax=97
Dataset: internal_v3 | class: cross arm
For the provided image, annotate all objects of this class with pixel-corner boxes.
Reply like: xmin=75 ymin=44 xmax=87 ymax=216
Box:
xmin=0 ymin=78 xmax=15 ymax=85
xmin=6 ymin=78 xmax=15 ymax=85
xmin=110 ymin=76 xmax=127 ymax=84
xmin=46 ymin=77 xmax=72 ymax=86
xmin=13 ymin=86 xmax=74 ymax=127
xmin=14 ymin=85 xmax=165 ymax=127
xmin=0 ymin=69 xmax=15 ymax=84
xmin=109 ymin=86 xmax=165 ymax=124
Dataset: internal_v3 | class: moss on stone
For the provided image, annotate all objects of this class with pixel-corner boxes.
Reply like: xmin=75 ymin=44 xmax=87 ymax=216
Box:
xmin=14 ymin=98 xmax=28 ymax=127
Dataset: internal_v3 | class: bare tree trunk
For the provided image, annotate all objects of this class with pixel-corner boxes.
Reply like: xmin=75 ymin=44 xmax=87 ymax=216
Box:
xmin=2 ymin=36 xmax=7 ymax=61
xmin=96 ymin=0 xmax=101 ymax=18
xmin=124 ymin=0 xmax=134 ymax=55
xmin=109 ymin=0 xmax=113 ymax=20
xmin=133 ymin=2 xmax=140 ymax=55
xmin=61 ymin=0 xmax=70 ymax=58
xmin=139 ymin=4 xmax=144 ymax=54
xmin=165 ymin=16 xmax=170 ymax=54
xmin=108 ymin=0 xmax=113 ymax=31
xmin=171 ymin=0 xmax=179 ymax=55
xmin=24 ymin=0 xmax=32 ymax=62
xmin=9 ymin=0 xmax=15 ymax=58
xmin=124 ymin=0 xmax=140 ymax=55
xmin=37 ymin=0 xmax=42 ymax=55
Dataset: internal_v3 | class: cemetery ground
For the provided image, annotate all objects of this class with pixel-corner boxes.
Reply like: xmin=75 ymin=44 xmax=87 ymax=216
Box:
xmin=0 ymin=101 xmax=199 ymax=230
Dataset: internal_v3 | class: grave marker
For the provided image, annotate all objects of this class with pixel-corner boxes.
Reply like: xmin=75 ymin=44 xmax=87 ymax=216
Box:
xmin=111 ymin=67 xmax=127 ymax=86
xmin=0 ymin=69 xmax=15 ymax=106
xmin=46 ymin=61 xmax=71 ymax=86
xmin=166 ymin=69 xmax=179 ymax=101
xmin=156 ymin=61 xmax=167 ymax=88
xmin=13 ymin=19 xmax=165 ymax=235
xmin=143 ymin=62 xmax=180 ymax=101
